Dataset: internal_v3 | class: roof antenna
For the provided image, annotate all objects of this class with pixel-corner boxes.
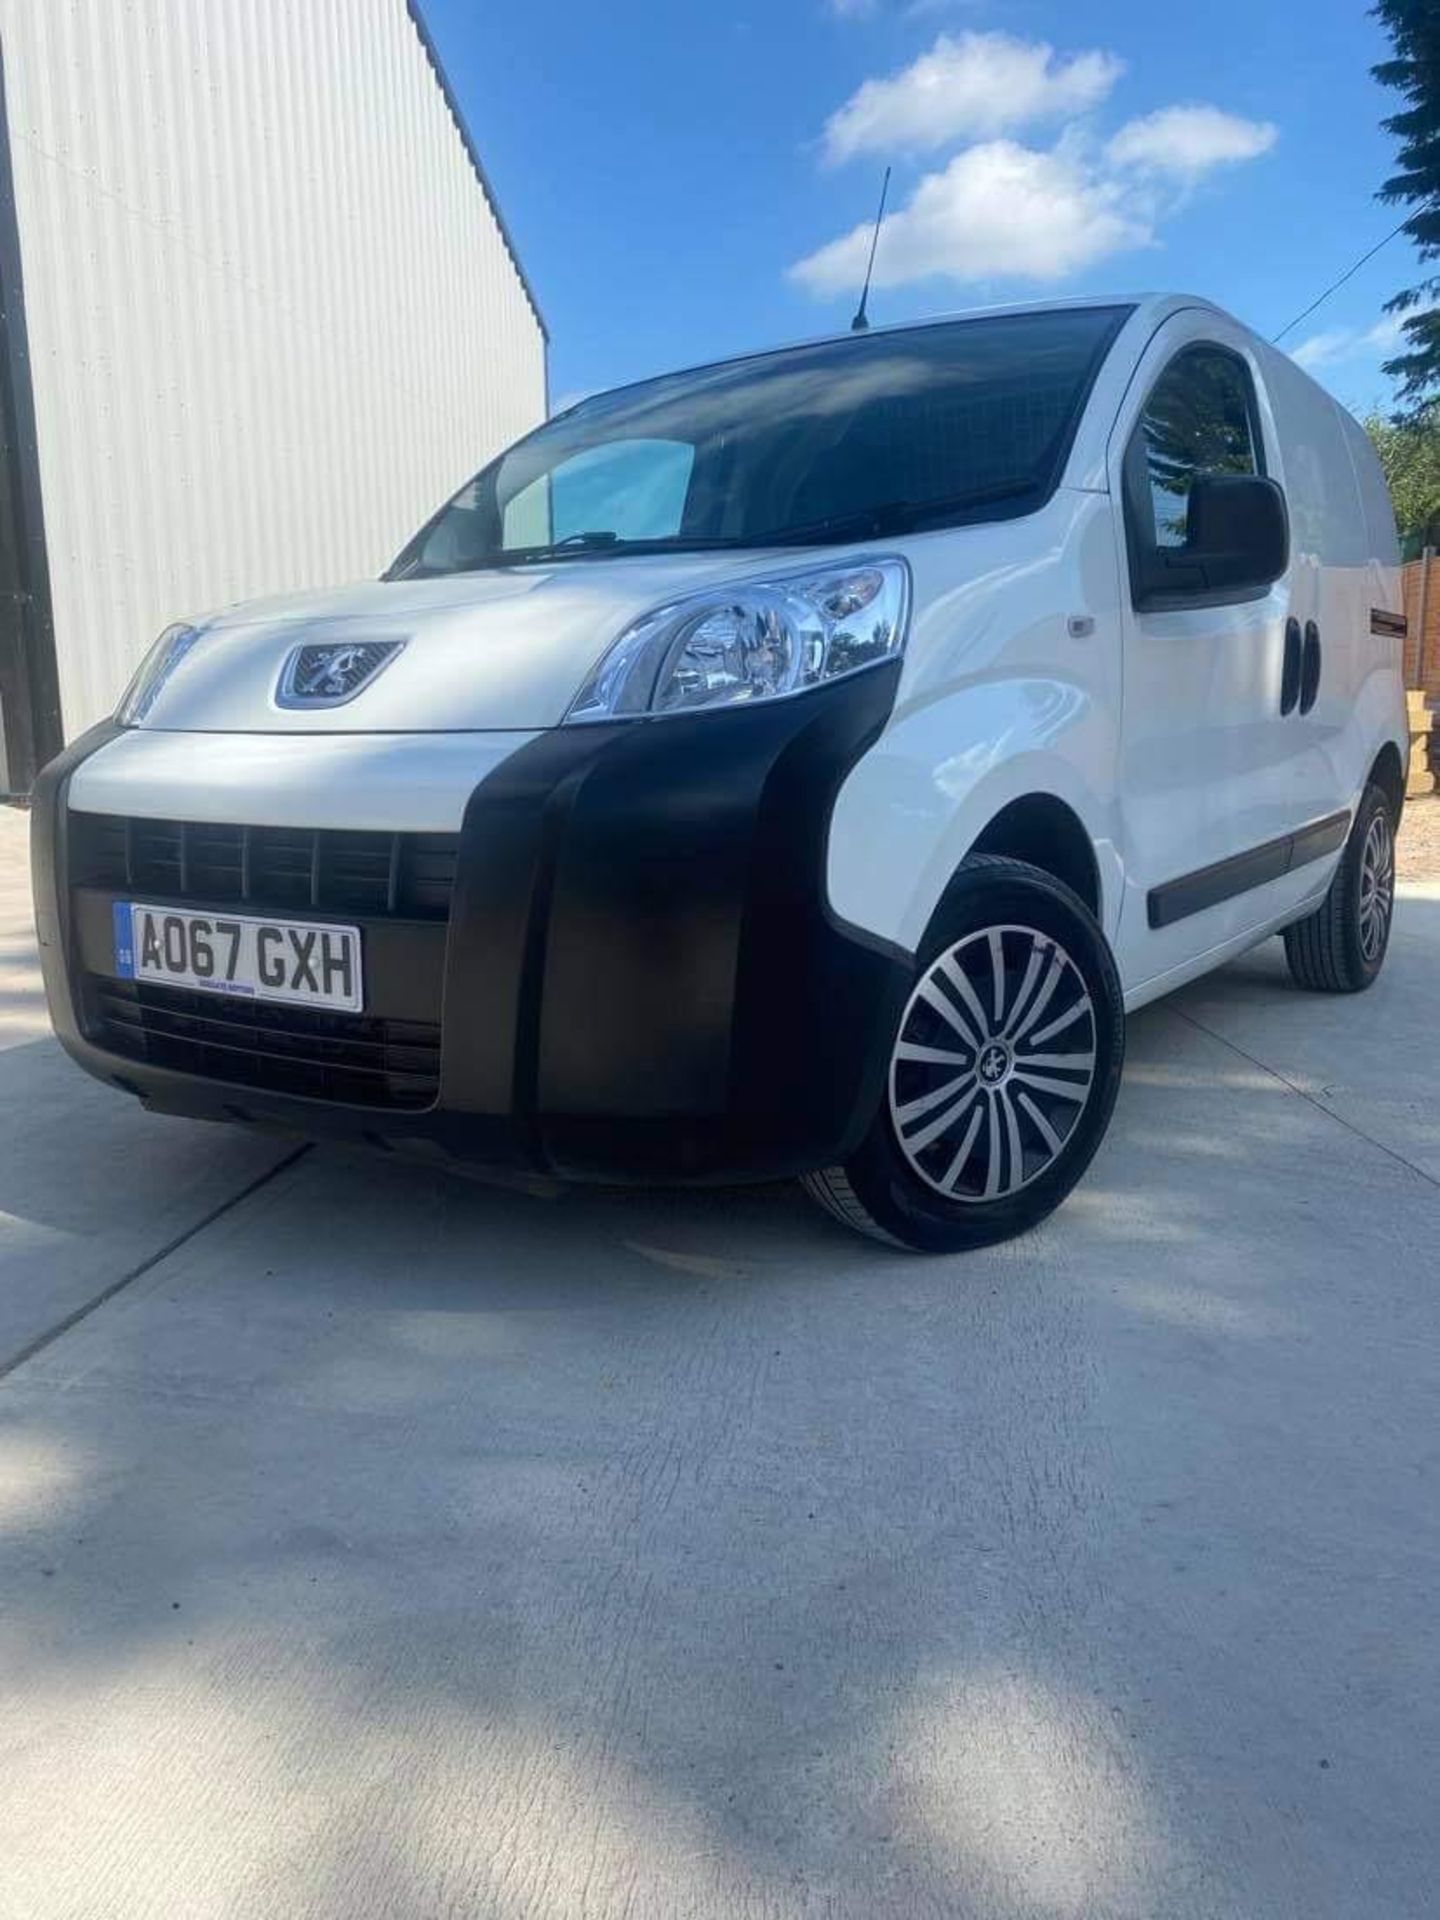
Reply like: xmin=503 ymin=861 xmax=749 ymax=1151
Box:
xmin=850 ymin=165 xmax=891 ymax=333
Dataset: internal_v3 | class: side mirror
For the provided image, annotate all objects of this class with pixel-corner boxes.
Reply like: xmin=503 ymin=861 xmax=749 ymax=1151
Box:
xmin=1133 ymin=473 xmax=1289 ymax=611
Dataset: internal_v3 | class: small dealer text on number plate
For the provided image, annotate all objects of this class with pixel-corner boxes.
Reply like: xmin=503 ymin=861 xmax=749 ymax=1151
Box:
xmin=114 ymin=903 xmax=364 ymax=1013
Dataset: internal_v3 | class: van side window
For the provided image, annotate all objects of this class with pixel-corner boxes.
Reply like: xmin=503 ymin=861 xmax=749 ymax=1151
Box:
xmin=1134 ymin=347 xmax=1261 ymax=550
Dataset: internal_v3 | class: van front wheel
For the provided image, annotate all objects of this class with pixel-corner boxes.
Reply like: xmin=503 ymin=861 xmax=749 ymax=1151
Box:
xmin=802 ymin=857 xmax=1126 ymax=1253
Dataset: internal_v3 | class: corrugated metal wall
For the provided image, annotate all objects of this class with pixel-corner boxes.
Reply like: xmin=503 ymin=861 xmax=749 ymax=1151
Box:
xmin=0 ymin=0 xmax=546 ymax=737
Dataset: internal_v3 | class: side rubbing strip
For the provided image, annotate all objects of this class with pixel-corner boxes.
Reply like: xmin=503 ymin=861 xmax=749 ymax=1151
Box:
xmin=1288 ymin=810 xmax=1350 ymax=871
xmin=1371 ymin=608 xmax=1407 ymax=639
xmin=1148 ymin=810 xmax=1351 ymax=930
xmin=1148 ymin=837 xmax=1289 ymax=930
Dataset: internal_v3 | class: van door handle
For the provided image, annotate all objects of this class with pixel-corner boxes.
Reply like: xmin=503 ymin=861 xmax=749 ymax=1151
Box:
xmin=1299 ymin=620 xmax=1321 ymax=715
xmin=1280 ymin=617 xmax=1302 ymax=715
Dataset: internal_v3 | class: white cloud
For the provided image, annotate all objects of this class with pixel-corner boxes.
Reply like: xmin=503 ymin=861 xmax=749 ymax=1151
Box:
xmin=789 ymin=140 xmax=1151 ymax=294
xmin=1106 ymin=105 xmax=1276 ymax=177
xmin=821 ymin=32 xmax=1124 ymax=165
xmin=1292 ymin=313 xmax=1406 ymax=371
xmin=794 ymin=40 xmax=1280 ymax=301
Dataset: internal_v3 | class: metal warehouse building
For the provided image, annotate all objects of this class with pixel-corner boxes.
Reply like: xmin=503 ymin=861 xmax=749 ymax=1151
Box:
xmin=0 ymin=0 xmax=546 ymax=793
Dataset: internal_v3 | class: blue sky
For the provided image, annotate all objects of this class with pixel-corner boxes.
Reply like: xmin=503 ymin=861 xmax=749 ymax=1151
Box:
xmin=422 ymin=0 xmax=1414 ymax=419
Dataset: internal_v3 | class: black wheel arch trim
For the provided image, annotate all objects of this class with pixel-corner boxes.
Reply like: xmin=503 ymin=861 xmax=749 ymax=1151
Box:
xmin=444 ymin=659 xmax=913 ymax=1178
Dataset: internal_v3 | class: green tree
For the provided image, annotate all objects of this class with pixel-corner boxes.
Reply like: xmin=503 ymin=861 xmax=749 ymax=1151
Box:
xmin=1375 ymin=0 xmax=1440 ymax=413
xmin=1366 ymin=410 xmax=1440 ymax=554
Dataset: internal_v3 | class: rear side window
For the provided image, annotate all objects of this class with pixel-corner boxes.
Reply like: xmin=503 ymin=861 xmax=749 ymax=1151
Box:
xmin=1134 ymin=346 xmax=1261 ymax=550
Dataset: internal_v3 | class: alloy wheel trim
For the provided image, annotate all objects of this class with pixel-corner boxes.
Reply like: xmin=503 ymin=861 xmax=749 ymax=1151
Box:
xmin=1358 ymin=808 xmax=1395 ymax=964
xmin=888 ymin=923 xmax=1098 ymax=1204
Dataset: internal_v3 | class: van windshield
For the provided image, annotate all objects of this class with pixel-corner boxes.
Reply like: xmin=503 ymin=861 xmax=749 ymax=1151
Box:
xmin=389 ymin=305 xmax=1131 ymax=576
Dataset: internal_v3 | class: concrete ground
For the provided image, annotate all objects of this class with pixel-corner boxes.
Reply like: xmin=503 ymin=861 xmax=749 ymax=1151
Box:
xmin=2 ymin=800 xmax=1439 ymax=1920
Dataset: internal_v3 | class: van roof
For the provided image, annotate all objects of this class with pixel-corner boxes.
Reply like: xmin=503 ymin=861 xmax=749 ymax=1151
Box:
xmin=811 ymin=290 xmax=1224 ymax=338
xmin=555 ymin=293 xmax=1234 ymax=419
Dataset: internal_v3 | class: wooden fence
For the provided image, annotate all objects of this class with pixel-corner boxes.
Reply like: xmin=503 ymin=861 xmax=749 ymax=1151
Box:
xmin=1402 ymin=553 xmax=1440 ymax=696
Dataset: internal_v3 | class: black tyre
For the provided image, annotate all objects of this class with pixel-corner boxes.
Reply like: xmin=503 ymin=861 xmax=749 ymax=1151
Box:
xmin=1283 ymin=783 xmax=1396 ymax=993
xmin=802 ymin=856 xmax=1126 ymax=1253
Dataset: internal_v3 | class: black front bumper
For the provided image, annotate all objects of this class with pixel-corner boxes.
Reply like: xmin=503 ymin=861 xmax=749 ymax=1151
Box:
xmin=32 ymin=668 xmax=911 ymax=1184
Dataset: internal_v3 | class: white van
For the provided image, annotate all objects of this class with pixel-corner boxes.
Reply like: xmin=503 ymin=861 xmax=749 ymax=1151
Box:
xmin=32 ymin=294 xmax=1410 ymax=1251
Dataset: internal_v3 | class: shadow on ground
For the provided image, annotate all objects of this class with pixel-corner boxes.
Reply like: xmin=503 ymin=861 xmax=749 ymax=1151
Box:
xmin=1 ymin=871 xmax=1438 ymax=1916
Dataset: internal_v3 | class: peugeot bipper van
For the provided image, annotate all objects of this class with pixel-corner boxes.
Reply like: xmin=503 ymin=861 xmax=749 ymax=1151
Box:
xmin=32 ymin=295 xmax=1410 ymax=1251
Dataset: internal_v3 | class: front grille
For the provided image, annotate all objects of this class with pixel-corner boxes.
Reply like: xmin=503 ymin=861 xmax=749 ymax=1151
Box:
xmin=71 ymin=814 xmax=458 ymax=920
xmin=88 ymin=976 xmax=440 ymax=1110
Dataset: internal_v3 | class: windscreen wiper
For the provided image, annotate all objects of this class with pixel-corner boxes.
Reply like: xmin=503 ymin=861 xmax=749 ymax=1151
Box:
xmin=481 ymin=532 xmax=744 ymax=567
xmin=490 ymin=530 xmax=623 ymax=561
xmin=552 ymin=530 xmax=622 ymax=550
xmin=389 ymin=530 xmax=745 ymax=580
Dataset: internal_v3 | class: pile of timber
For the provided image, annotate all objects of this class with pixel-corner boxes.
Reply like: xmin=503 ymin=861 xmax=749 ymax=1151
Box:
xmin=1408 ymin=690 xmax=1439 ymax=799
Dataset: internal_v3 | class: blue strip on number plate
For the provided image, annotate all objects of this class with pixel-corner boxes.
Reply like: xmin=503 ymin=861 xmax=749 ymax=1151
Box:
xmin=113 ymin=901 xmax=136 ymax=978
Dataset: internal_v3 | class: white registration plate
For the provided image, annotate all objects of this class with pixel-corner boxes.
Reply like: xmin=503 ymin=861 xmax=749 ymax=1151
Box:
xmin=113 ymin=903 xmax=363 ymax=1012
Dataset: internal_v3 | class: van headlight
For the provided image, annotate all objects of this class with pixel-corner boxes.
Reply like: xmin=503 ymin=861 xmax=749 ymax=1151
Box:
xmin=117 ymin=622 xmax=200 ymax=724
xmin=565 ymin=557 xmax=910 ymax=723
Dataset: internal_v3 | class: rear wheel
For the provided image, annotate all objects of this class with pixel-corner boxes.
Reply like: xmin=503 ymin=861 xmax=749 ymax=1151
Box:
xmin=1283 ymin=783 xmax=1396 ymax=993
xmin=802 ymin=857 xmax=1125 ymax=1253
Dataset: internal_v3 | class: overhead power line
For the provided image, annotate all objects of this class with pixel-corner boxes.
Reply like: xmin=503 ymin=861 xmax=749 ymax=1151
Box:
xmin=1271 ymin=218 xmax=1411 ymax=345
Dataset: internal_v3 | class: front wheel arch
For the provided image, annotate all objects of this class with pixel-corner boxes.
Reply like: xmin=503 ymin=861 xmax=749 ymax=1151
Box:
xmin=964 ymin=792 xmax=1103 ymax=924
xmin=1367 ymin=741 xmax=1405 ymax=826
